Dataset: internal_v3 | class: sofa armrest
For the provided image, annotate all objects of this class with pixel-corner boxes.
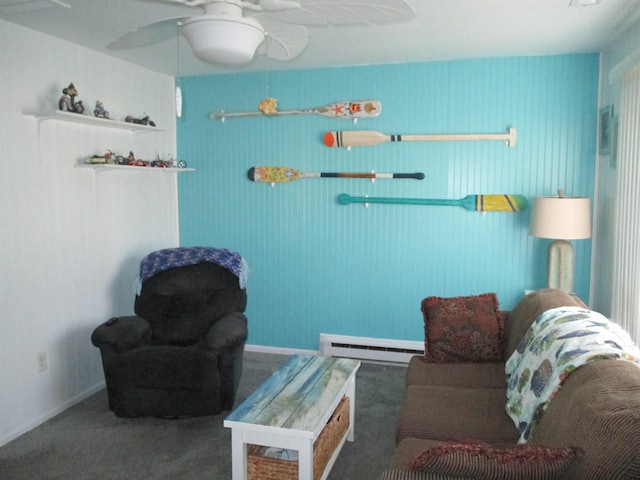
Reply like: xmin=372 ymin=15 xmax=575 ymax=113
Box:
xmin=91 ymin=315 xmax=152 ymax=353
xmin=205 ymin=313 xmax=248 ymax=353
xmin=379 ymin=469 xmax=463 ymax=480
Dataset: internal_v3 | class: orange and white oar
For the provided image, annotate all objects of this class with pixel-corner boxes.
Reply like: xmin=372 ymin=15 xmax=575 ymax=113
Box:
xmin=324 ymin=127 xmax=517 ymax=148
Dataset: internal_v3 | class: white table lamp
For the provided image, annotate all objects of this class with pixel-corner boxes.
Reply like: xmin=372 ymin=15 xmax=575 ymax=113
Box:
xmin=529 ymin=191 xmax=591 ymax=293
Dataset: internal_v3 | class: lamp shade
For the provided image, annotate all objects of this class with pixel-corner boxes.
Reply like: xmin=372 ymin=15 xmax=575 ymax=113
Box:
xmin=182 ymin=15 xmax=265 ymax=65
xmin=529 ymin=196 xmax=592 ymax=240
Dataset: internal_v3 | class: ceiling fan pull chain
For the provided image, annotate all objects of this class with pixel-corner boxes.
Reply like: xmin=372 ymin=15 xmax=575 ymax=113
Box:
xmin=264 ymin=36 xmax=272 ymax=99
xmin=176 ymin=24 xmax=183 ymax=119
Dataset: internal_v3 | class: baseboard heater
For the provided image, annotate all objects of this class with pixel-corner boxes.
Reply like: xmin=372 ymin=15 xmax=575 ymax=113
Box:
xmin=319 ymin=333 xmax=424 ymax=364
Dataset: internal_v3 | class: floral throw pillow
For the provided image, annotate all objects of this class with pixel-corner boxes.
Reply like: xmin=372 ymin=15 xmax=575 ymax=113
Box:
xmin=409 ymin=441 xmax=582 ymax=480
xmin=421 ymin=293 xmax=504 ymax=363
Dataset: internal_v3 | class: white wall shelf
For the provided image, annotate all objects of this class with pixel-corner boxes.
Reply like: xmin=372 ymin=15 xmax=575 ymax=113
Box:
xmin=24 ymin=110 xmax=192 ymax=172
xmin=75 ymin=164 xmax=194 ymax=173
xmin=25 ymin=110 xmax=166 ymax=133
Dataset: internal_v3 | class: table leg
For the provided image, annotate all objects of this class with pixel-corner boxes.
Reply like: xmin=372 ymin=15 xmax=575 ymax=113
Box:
xmin=298 ymin=437 xmax=314 ymax=480
xmin=230 ymin=429 xmax=248 ymax=480
xmin=346 ymin=375 xmax=356 ymax=442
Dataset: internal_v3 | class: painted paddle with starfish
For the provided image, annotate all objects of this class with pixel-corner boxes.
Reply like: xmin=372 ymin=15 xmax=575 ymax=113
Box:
xmin=210 ymin=99 xmax=381 ymax=121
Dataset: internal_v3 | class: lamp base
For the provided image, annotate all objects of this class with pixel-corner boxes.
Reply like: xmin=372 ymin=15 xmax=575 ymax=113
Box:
xmin=548 ymin=239 xmax=574 ymax=293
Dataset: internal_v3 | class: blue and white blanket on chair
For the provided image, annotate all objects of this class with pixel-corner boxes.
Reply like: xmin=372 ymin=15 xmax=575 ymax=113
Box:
xmin=134 ymin=247 xmax=249 ymax=294
xmin=505 ymin=306 xmax=640 ymax=443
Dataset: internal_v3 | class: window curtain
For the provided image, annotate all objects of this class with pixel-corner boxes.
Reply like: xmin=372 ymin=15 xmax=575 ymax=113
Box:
xmin=611 ymin=63 xmax=640 ymax=345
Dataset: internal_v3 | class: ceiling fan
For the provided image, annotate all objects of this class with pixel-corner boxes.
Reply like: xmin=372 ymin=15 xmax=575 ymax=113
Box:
xmin=108 ymin=0 xmax=415 ymax=66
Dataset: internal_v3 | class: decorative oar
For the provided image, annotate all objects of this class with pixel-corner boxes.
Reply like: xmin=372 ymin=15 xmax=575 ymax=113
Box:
xmin=248 ymin=166 xmax=424 ymax=184
xmin=338 ymin=193 xmax=528 ymax=212
xmin=324 ymin=127 xmax=517 ymax=148
xmin=211 ymin=99 xmax=381 ymax=123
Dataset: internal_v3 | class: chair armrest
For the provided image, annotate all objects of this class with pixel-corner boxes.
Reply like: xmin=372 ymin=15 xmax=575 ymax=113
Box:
xmin=91 ymin=315 xmax=152 ymax=353
xmin=205 ymin=313 xmax=248 ymax=353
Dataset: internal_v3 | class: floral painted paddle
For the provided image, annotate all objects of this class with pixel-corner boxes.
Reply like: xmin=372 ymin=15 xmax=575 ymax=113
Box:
xmin=248 ymin=166 xmax=424 ymax=183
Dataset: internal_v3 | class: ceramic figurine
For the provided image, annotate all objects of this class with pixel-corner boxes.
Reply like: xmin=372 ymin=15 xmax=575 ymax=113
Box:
xmin=59 ymin=83 xmax=84 ymax=114
xmin=128 ymin=151 xmax=146 ymax=166
xmin=125 ymin=114 xmax=156 ymax=127
xmin=94 ymin=101 xmax=109 ymax=118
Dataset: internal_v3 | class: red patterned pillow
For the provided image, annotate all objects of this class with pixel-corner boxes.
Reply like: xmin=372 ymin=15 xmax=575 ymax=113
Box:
xmin=409 ymin=441 xmax=581 ymax=480
xmin=421 ymin=293 xmax=504 ymax=363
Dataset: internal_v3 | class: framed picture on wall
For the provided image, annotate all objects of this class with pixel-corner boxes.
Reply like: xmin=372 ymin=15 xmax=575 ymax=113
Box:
xmin=611 ymin=116 xmax=619 ymax=168
xmin=599 ymin=105 xmax=612 ymax=155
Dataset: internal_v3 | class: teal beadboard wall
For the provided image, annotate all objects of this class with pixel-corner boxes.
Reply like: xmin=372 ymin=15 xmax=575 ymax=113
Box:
xmin=177 ymin=55 xmax=598 ymax=350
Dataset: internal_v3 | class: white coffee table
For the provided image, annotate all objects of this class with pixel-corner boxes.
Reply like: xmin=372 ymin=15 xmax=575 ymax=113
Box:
xmin=224 ymin=354 xmax=360 ymax=480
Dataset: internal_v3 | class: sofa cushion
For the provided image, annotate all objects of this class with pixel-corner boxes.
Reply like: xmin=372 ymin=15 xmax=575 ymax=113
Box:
xmin=408 ymin=441 xmax=581 ymax=480
xmin=120 ymin=346 xmax=218 ymax=389
xmin=395 ymin=385 xmax=519 ymax=445
xmin=405 ymin=355 xmax=506 ymax=389
xmin=504 ymin=289 xmax=583 ymax=358
xmin=421 ymin=293 xmax=504 ymax=363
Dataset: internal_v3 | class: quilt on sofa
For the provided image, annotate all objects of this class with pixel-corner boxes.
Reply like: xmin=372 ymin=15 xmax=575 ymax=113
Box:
xmin=505 ymin=306 xmax=640 ymax=443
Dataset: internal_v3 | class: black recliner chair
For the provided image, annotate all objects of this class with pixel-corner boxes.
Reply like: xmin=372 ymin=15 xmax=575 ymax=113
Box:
xmin=91 ymin=247 xmax=249 ymax=418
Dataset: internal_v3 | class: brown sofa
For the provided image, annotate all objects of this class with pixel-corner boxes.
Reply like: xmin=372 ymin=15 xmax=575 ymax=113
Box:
xmin=380 ymin=289 xmax=640 ymax=480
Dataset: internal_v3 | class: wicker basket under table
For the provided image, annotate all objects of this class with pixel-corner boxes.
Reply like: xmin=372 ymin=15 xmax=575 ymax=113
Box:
xmin=247 ymin=396 xmax=350 ymax=480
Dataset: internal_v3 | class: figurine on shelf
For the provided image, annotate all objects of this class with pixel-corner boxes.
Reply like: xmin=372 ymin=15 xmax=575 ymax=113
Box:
xmin=58 ymin=83 xmax=84 ymax=114
xmin=84 ymin=155 xmax=106 ymax=165
xmin=93 ymin=101 xmax=109 ymax=119
xmin=125 ymin=114 xmax=156 ymax=127
xmin=150 ymin=154 xmax=167 ymax=168
xmin=127 ymin=151 xmax=146 ymax=167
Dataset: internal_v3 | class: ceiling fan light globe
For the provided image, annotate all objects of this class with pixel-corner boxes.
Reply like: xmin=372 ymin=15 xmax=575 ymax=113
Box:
xmin=181 ymin=15 xmax=265 ymax=65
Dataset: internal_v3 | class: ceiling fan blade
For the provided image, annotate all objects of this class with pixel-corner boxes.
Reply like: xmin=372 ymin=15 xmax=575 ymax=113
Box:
xmin=138 ymin=0 xmax=208 ymax=5
xmin=257 ymin=16 xmax=309 ymax=61
xmin=256 ymin=0 xmax=301 ymax=12
xmin=108 ymin=17 xmax=186 ymax=49
xmin=266 ymin=0 xmax=414 ymax=26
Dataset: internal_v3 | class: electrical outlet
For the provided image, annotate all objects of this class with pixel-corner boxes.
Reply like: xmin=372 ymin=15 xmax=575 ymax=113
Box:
xmin=37 ymin=352 xmax=48 ymax=373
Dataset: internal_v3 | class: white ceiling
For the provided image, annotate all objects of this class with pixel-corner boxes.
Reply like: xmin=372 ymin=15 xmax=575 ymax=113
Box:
xmin=1 ymin=0 xmax=639 ymax=77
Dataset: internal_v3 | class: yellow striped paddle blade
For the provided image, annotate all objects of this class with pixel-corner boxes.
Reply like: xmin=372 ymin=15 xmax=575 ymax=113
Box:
xmin=475 ymin=194 xmax=528 ymax=212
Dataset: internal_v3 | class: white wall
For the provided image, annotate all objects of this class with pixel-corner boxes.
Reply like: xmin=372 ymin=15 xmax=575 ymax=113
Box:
xmin=591 ymin=20 xmax=640 ymax=315
xmin=0 ymin=20 xmax=179 ymax=446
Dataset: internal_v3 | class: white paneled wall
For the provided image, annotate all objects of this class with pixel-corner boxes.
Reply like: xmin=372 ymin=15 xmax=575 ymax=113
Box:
xmin=0 ymin=20 xmax=178 ymax=446
xmin=590 ymin=19 xmax=640 ymax=318
xmin=611 ymin=64 xmax=640 ymax=345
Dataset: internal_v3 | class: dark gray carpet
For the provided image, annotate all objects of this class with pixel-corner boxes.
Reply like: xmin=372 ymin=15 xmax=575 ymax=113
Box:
xmin=0 ymin=352 xmax=406 ymax=479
